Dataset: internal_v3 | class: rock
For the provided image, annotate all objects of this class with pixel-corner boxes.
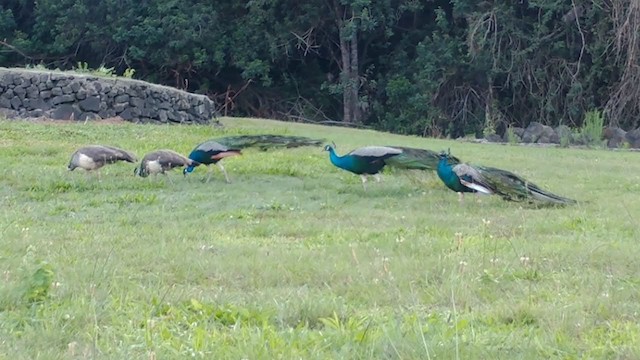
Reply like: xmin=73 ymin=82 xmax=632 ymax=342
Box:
xmin=70 ymin=81 xmax=82 ymax=92
xmin=26 ymin=85 xmax=39 ymax=98
xmin=79 ymin=96 xmax=100 ymax=112
xmin=13 ymin=86 xmax=26 ymax=99
xmin=512 ymin=127 xmax=525 ymax=137
xmin=99 ymin=109 xmax=116 ymax=118
xmin=0 ymin=73 xmax=14 ymax=87
xmin=50 ymin=104 xmax=82 ymax=120
xmin=25 ymin=98 xmax=51 ymax=111
xmin=0 ymin=108 xmax=18 ymax=118
xmin=1 ymin=89 xmax=13 ymax=99
xmin=158 ymin=109 xmax=168 ymax=123
xmin=625 ymin=128 xmax=640 ymax=148
xmin=485 ymin=133 xmax=503 ymax=143
xmin=50 ymin=94 xmax=76 ymax=105
xmin=522 ymin=122 xmax=545 ymax=143
xmin=114 ymin=103 xmax=127 ymax=113
xmin=538 ymin=125 xmax=558 ymax=144
xmin=554 ymin=125 xmax=572 ymax=144
xmin=10 ymin=96 xmax=22 ymax=109
xmin=130 ymin=96 xmax=145 ymax=108
xmin=118 ymin=107 xmax=133 ymax=120
xmin=28 ymin=109 xmax=44 ymax=117
xmin=0 ymin=97 xmax=11 ymax=109
xmin=114 ymin=94 xmax=130 ymax=104
xmin=75 ymin=88 xmax=87 ymax=100
xmin=603 ymin=127 xmax=627 ymax=148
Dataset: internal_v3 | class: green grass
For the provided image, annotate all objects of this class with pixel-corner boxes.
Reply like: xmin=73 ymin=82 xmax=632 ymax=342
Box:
xmin=1 ymin=117 xmax=639 ymax=359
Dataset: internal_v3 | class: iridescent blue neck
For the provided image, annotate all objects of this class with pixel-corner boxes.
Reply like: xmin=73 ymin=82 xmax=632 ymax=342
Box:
xmin=328 ymin=147 xmax=350 ymax=169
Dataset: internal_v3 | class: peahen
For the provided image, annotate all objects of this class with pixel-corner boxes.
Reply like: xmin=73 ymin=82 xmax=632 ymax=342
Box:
xmin=436 ymin=150 xmax=576 ymax=205
xmin=68 ymin=145 xmax=137 ymax=178
xmin=184 ymin=134 xmax=324 ymax=183
xmin=134 ymin=150 xmax=194 ymax=182
xmin=324 ymin=144 xmax=458 ymax=189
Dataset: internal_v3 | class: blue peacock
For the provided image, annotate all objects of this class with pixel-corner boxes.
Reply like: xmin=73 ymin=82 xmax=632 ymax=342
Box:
xmin=436 ymin=150 xmax=576 ymax=205
xmin=184 ymin=134 xmax=324 ymax=183
xmin=324 ymin=143 xmax=458 ymax=189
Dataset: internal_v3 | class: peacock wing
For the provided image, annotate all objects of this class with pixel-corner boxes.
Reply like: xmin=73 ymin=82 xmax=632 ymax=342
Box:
xmin=348 ymin=146 xmax=402 ymax=158
xmin=195 ymin=141 xmax=233 ymax=152
xmin=452 ymin=164 xmax=495 ymax=194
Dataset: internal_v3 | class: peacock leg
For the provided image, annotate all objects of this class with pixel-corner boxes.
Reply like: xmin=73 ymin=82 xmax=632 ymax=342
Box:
xmin=163 ymin=172 xmax=174 ymax=184
xmin=458 ymin=192 xmax=464 ymax=203
xmin=217 ymin=162 xmax=231 ymax=183
xmin=360 ymin=175 xmax=368 ymax=190
xmin=373 ymin=173 xmax=382 ymax=183
xmin=204 ymin=165 xmax=213 ymax=183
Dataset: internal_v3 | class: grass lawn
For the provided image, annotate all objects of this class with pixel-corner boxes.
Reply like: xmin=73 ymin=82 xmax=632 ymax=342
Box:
xmin=1 ymin=117 xmax=639 ymax=359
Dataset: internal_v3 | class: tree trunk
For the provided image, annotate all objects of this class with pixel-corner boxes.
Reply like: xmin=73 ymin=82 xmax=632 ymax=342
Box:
xmin=349 ymin=29 xmax=360 ymax=123
xmin=339 ymin=25 xmax=353 ymax=123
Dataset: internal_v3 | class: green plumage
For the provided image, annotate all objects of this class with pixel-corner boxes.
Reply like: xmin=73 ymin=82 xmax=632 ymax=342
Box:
xmin=471 ymin=165 xmax=577 ymax=205
xmin=213 ymin=135 xmax=324 ymax=150
xmin=384 ymin=146 xmax=460 ymax=171
xmin=439 ymin=151 xmax=577 ymax=205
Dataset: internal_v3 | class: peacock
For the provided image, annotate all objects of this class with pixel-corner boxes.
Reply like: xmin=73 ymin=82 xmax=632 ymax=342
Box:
xmin=68 ymin=145 xmax=137 ymax=178
xmin=436 ymin=150 xmax=576 ymax=205
xmin=324 ymin=143 xmax=458 ymax=189
xmin=184 ymin=134 xmax=324 ymax=183
xmin=134 ymin=150 xmax=194 ymax=182
xmin=212 ymin=134 xmax=324 ymax=150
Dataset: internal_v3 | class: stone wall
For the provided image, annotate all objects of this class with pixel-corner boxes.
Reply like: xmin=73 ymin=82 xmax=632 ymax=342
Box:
xmin=0 ymin=68 xmax=218 ymax=124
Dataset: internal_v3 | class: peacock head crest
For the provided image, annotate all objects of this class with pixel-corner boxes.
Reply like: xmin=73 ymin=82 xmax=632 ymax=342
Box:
xmin=323 ymin=142 xmax=337 ymax=152
xmin=438 ymin=148 xmax=449 ymax=158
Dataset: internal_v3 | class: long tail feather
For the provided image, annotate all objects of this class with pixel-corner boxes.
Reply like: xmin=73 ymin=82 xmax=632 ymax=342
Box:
xmin=479 ymin=166 xmax=576 ymax=205
xmin=384 ymin=146 xmax=461 ymax=171
xmin=213 ymin=135 xmax=324 ymax=150
xmin=525 ymin=182 xmax=577 ymax=205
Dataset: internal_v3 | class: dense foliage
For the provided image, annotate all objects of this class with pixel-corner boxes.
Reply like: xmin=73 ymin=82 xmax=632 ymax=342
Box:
xmin=1 ymin=0 xmax=638 ymax=136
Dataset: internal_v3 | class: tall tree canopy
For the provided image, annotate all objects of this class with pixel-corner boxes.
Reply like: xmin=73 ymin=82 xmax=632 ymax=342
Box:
xmin=1 ymin=0 xmax=638 ymax=136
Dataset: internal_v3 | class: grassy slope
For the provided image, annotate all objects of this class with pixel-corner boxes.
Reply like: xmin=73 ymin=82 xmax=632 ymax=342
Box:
xmin=0 ymin=117 xmax=639 ymax=359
